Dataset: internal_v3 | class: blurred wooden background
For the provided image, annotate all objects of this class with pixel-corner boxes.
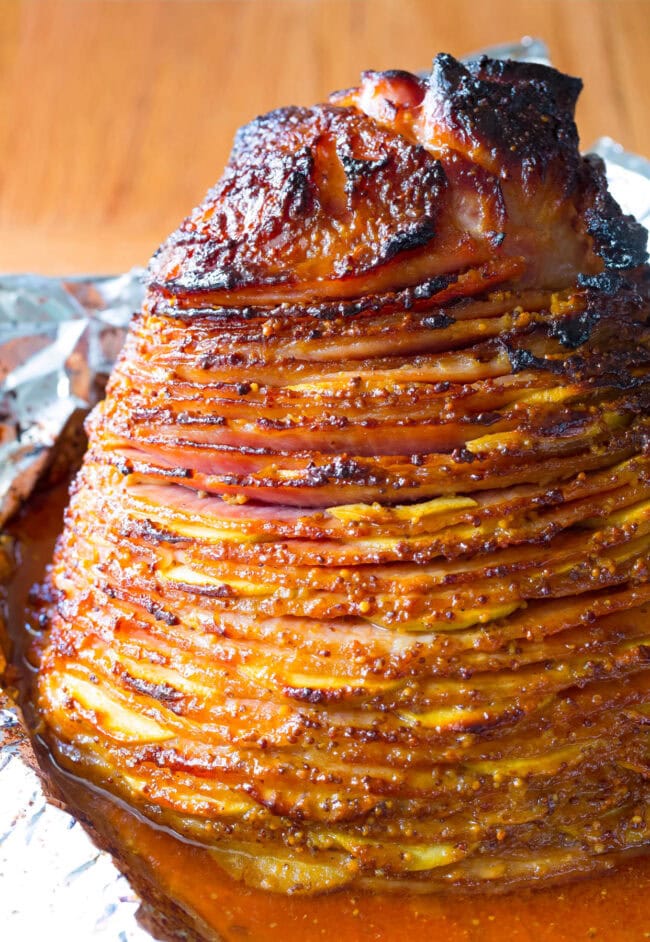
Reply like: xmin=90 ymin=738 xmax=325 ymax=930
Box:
xmin=0 ymin=0 xmax=649 ymax=274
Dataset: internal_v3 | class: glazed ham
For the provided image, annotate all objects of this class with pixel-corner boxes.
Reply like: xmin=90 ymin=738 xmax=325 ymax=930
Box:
xmin=35 ymin=54 xmax=650 ymax=894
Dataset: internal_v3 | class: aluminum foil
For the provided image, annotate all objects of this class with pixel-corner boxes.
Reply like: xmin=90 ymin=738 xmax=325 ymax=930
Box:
xmin=0 ymin=271 xmax=144 ymax=526
xmin=0 ymin=695 xmax=149 ymax=940
xmin=1 ymin=36 xmax=650 ymax=942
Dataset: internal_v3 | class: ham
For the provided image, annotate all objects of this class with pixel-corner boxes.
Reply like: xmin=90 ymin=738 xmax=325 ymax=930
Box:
xmin=35 ymin=53 xmax=650 ymax=895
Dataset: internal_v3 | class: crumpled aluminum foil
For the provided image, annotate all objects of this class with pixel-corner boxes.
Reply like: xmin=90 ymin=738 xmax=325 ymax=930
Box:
xmin=0 ymin=270 xmax=144 ymax=526
xmin=1 ymin=36 xmax=650 ymax=942
xmin=0 ymin=697 xmax=149 ymax=940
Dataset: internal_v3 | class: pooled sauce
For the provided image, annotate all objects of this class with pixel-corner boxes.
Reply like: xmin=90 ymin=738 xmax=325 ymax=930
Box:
xmin=5 ymin=481 xmax=650 ymax=942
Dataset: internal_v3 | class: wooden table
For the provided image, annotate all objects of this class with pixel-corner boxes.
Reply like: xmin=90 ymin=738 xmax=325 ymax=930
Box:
xmin=1 ymin=0 xmax=648 ymax=275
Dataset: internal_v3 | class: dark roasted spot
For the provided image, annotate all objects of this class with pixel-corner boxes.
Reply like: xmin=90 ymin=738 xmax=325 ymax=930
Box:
xmin=548 ymin=311 xmax=600 ymax=349
xmin=577 ymin=271 xmax=625 ymax=295
xmin=381 ymin=219 xmax=437 ymax=261
xmin=422 ymin=311 xmax=454 ymax=330
xmin=413 ymin=274 xmax=457 ymax=300
xmin=451 ymin=446 xmax=476 ymax=464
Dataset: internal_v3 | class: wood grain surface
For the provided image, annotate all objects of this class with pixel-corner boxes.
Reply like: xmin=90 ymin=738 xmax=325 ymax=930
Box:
xmin=0 ymin=0 xmax=648 ymax=275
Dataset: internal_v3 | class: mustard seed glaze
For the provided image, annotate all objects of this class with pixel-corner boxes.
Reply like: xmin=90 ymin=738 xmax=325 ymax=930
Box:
xmin=5 ymin=481 xmax=650 ymax=940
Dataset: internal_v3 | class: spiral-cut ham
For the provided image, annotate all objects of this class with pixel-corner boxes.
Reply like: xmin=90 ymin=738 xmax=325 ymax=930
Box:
xmin=35 ymin=54 xmax=650 ymax=895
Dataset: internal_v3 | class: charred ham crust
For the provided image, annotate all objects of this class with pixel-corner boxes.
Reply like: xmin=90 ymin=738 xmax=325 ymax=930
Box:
xmin=426 ymin=53 xmax=583 ymax=185
xmin=580 ymin=154 xmax=649 ymax=269
xmin=148 ymin=53 xmax=646 ymax=318
xmin=149 ymin=105 xmax=445 ymax=294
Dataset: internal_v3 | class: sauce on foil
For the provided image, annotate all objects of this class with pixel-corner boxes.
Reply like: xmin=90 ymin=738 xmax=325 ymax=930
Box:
xmin=4 ymin=480 xmax=650 ymax=942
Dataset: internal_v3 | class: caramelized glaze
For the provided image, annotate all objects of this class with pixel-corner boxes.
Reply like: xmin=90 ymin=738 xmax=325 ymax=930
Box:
xmin=32 ymin=54 xmax=650 ymax=896
xmin=4 ymin=481 xmax=650 ymax=939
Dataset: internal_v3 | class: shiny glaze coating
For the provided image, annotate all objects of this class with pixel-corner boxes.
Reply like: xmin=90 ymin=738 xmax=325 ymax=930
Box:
xmin=36 ymin=54 xmax=650 ymax=895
